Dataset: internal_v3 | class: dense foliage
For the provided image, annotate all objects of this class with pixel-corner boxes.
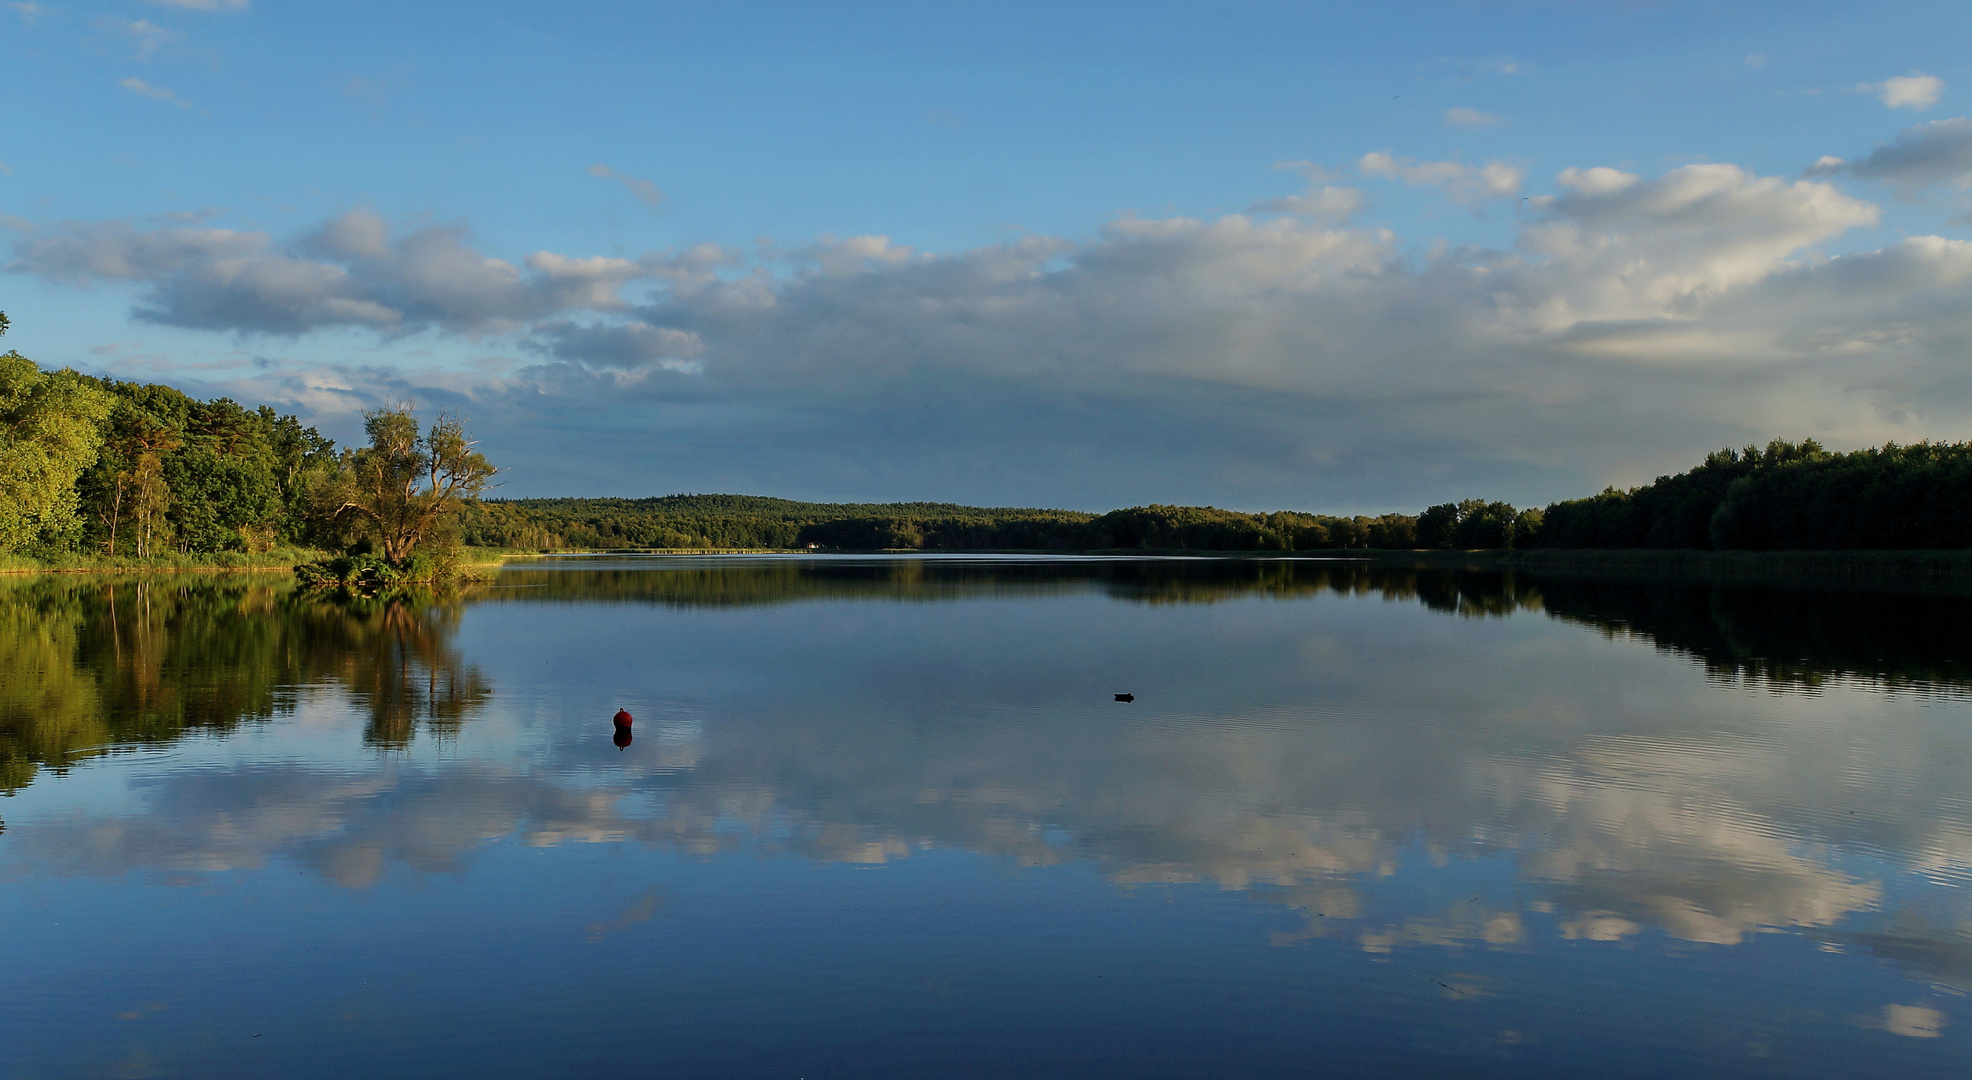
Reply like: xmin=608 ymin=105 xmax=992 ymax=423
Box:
xmin=336 ymin=406 xmax=496 ymax=563
xmin=0 ymin=335 xmax=343 ymax=557
xmin=74 ymin=378 xmax=344 ymax=557
xmin=462 ymin=497 xmax=1423 ymax=552
xmin=0 ymin=321 xmax=488 ymax=564
xmin=0 ymin=349 xmax=116 ymax=552
xmin=1535 ymin=439 xmax=1972 ymax=550
xmin=1415 ymin=499 xmax=1543 ymax=550
xmin=461 ymin=495 xmax=1099 ymax=551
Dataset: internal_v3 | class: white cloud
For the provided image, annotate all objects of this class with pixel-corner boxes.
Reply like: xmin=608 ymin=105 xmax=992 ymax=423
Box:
xmin=146 ymin=0 xmax=249 ymax=10
xmin=1860 ymin=72 xmax=1944 ymax=110
xmin=1444 ymin=107 xmax=1499 ymax=129
xmin=118 ymin=76 xmax=192 ymax=109
xmin=5 ymin=2 xmax=44 ymax=24
xmin=7 ymin=209 xmax=650 ymax=334
xmin=587 ymin=164 xmax=664 ymax=209
xmin=1744 ymin=54 xmax=1767 ymax=70
xmin=21 ymin=158 xmax=1972 ymax=507
xmin=1360 ymin=150 xmax=1524 ymax=205
xmin=1519 ymin=163 xmax=1877 ymax=329
xmin=1553 ymin=165 xmax=1638 ymax=195
xmin=1252 ymin=186 xmax=1365 ymax=223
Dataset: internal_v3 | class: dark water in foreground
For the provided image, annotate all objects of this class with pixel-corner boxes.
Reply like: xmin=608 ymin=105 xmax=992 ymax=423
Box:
xmin=4 ymin=556 xmax=1971 ymax=1078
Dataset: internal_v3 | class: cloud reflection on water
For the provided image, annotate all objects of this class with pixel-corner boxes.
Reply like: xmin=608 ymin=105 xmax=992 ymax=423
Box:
xmin=4 ymin=560 xmax=1971 ymax=991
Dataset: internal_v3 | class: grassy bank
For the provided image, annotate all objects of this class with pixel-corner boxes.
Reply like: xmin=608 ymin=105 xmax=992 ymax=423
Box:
xmin=1 ymin=547 xmax=539 ymax=577
xmin=0 ymin=547 xmax=333 ymax=575
xmin=455 ymin=547 xmax=534 ymax=566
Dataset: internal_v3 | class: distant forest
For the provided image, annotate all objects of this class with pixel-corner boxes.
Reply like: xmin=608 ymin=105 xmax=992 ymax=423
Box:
xmin=7 ymin=318 xmax=1972 ymax=556
xmin=466 ymin=439 xmax=1972 ymax=554
xmin=458 ymin=497 xmax=1420 ymax=552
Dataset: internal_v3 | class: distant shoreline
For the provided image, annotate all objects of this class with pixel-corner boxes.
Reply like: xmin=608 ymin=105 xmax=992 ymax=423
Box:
xmin=507 ymin=546 xmax=1972 ymax=585
xmin=0 ymin=549 xmax=514 ymax=576
xmin=11 ymin=546 xmax=1972 ymax=583
xmin=1415 ymin=547 xmax=1972 ymax=581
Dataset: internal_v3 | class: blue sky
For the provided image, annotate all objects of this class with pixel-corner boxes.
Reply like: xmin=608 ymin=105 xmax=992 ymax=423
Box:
xmin=6 ymin=1 xmax=1972 ymax=509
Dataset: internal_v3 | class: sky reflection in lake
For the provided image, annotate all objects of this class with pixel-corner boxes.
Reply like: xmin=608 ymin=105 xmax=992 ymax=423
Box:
xmin=2 ymin=558 xmax=1970 ymax=1078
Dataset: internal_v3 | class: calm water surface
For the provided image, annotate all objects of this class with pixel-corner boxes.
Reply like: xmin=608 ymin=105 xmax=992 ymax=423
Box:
xmin=3 ymin=557 xmax=1971 ymax=1077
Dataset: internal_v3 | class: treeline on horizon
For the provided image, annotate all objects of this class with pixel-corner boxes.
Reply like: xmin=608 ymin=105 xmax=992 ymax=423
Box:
xmin=10 ymin=326 xmax=1972 ymax=556
xmin=458 ymin=496 xmax=1423 ymax=553
xmin=464 ymin=437 xmax=1972 ymax=554
xmin=458 ymin=496 xmax=1525 ymax=552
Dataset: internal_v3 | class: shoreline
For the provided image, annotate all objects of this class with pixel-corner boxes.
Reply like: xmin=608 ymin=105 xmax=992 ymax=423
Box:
xmin=1392 ymin=547 xmax=1972 ymax=580
xmin=0 ymin=549 xmax=521 ymax=576
xmin=12 ymin=546 xmax=1972 ymax=582
xmin=502 ymin=546 xmax=1972 ymax=588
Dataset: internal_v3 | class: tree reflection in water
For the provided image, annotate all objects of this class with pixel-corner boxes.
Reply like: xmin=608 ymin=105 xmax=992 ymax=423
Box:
xmin=493 ymin=556 xmax=1972 ymax=694
xmin=5 ymin=558 xmax=1972 ymax=1004
xmin=0 ymin=575 xmax=488 ymax=790
xmin=11 ymin=559 xmax=1972 ymax=795
xmin=312 ymin=595 xmax=491 ymax=748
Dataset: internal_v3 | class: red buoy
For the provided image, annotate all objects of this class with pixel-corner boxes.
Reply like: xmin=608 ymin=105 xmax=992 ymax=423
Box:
xmin=613 ymin=708 xmax=634 ymax=727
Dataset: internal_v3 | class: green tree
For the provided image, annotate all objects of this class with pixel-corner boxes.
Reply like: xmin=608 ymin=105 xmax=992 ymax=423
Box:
xmin=1417 ymin=499 xmax=1526 ymax=549
xmin=0 ymin=319 xmax=116 ymax=554
xmin=261 ymin=405 xmax=342 ymax=546
xmin=1416 ymin=503 xmax=1460 ymax=548
xmin=336 ymin=406 xmax=497 ymax=563
xmin=1451 ymin=499 xmax=1520 ymax=549
xmin=130 ymin=450 xmax=172 ymax=558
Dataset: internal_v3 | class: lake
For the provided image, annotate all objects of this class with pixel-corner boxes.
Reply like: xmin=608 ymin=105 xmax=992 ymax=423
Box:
xmin=2 ymin=556 xmax=1969 ymax=1078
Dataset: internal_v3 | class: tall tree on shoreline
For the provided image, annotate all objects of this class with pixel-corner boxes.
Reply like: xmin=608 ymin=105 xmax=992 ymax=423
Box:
xmin=336 ymin=405 xmax=497 ymax=563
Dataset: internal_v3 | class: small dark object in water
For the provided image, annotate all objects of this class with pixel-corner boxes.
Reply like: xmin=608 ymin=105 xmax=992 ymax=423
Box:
xmin=613 ymin=726 xmax=633 ymax=750
xmin=613 ymin=708 xmax=634 ymax=727
xmin=1114 ymin=693 xmax=1134 ymax=703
